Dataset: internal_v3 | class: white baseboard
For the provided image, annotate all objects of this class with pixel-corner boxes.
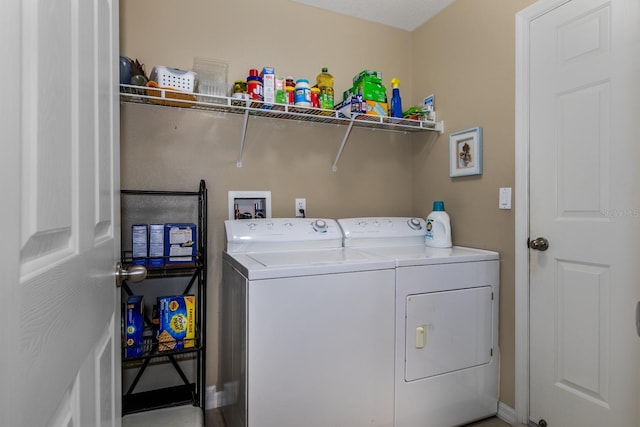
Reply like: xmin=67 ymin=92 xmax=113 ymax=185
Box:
xmin=205 ymin=385 xmax=217 ymax=410
xmin=205 ymin=385 xmax=227 ymax=409
xmin=497 ymin=401 xmax=517 ymax=425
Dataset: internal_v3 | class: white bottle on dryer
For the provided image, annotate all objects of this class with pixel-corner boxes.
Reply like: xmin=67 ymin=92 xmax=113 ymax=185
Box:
xmin=425 ymin=200 xmax=452 ymax=248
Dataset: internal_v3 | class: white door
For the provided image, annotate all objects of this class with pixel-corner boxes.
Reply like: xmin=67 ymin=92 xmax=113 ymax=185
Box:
xmin=529 ymin=0 xmax=640 ymax=425
xmin=1 ymin=0 xmax=121 ymax=426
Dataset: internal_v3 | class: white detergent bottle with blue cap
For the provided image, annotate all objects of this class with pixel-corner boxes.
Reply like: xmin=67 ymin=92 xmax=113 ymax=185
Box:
xmin=425 ymin=200 xmax=452 ymax=248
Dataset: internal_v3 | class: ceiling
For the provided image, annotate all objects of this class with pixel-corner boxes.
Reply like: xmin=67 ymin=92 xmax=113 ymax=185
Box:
xmin=289 ymin=0 xmax=455 ymax=32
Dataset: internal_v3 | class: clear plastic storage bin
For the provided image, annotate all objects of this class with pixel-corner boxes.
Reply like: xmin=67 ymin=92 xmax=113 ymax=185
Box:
xmin=193 ymin=57 xmax=228 ymax=100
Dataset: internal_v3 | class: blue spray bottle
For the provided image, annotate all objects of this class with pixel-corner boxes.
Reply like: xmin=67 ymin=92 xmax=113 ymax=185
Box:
xmin=390 ymin=77 xmax=403 ymax=118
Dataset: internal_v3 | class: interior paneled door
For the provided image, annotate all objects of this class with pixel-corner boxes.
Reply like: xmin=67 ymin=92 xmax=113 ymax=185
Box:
xmin=1 ymin=0 xmax=121 ymax=426
xmin=529 ymin=0 xmax=640 ymax=425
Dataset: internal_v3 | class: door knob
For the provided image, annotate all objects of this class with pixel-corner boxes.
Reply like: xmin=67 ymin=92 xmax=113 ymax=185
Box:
xmin=115 ymin=262 xmax=147 ymax=288
xmin=529 ymin=237 xmax=549 ymax=251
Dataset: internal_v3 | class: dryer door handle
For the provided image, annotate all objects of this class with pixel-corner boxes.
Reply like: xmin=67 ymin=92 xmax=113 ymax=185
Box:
xmin=415 ymin=325 xmax=427 ymax=349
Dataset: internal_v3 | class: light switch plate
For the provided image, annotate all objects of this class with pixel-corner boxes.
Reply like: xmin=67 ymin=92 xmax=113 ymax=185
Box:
xmin=499 ymin=187 xmax=512 ymax=209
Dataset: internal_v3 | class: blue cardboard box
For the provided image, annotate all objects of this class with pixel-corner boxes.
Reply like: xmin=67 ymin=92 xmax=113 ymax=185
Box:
xmin=131 ymin=225 xmax=148 ymax=266
xmin=164 ymin=223 xmax=197 ymax=265
xmin=124 ymin=295 xmax=144 ymax=358
xmin=149 ymin=224 xmax=165 ymax=268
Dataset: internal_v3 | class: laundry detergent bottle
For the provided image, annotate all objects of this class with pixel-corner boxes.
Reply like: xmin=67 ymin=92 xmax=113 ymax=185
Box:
xmin=425 ymin=200 xmax=452 ymax=248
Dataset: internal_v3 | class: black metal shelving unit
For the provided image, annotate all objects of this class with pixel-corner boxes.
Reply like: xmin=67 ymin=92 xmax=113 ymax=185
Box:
xmin=120 ymin=180 xmax=207 ymax=422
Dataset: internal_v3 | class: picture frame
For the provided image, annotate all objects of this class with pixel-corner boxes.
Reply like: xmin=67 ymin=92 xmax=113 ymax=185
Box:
xmin=449 ymin=127 xmax=483 ymax=177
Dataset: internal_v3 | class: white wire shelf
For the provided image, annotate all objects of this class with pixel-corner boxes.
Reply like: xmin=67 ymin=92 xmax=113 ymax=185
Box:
xmin=120 ymin=84 xmax=444 ymax=171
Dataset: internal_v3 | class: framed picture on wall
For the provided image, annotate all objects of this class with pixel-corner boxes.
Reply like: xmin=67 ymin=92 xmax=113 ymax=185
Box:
xmin=449 ymin=127 xmax=483 ymax=177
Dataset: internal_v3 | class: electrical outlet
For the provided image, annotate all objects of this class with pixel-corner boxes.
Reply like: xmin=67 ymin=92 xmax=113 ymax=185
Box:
xmin=295 ymin=198 xmax=306 ymax=217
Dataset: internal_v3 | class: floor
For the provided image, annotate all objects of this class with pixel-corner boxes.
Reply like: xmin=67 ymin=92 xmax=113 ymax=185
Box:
xmin=462 ymin=417 xmax=511 ymax=427
xmin=206 ymin=409 xmax=511 ymax=427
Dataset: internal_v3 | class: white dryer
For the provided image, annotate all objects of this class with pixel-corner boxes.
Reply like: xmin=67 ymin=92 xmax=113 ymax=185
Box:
xmin=338 ymin=217 xmax=500 ymax=427
xmin=221 ymin=218 xmax=396 ymax=427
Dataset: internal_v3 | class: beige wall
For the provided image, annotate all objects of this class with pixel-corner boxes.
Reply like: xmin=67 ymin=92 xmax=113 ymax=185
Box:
xmin=120 ymin=0 xmax=414 ymax=104
xmin=120 ymin=0 xmax=535 ymax=411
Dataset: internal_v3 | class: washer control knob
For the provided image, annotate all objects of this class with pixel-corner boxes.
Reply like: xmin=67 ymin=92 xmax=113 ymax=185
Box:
xmin=407 ymin=217 xmax=423 ymax=230
xmin=313 ymin=219 xmax=328 ymax=233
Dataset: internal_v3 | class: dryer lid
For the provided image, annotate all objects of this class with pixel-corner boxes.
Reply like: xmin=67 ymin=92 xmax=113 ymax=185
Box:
xmin=338 ymin=217 xmax=427 ymax=247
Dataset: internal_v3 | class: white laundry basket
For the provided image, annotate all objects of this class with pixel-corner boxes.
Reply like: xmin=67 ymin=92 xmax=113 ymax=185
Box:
xmin=150 ymin=66 xmax=197 ymax=92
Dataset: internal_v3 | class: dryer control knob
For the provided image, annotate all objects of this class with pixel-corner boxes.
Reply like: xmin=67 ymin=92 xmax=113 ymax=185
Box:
xmin=408 ymin=217 xmax=422 ymax=230
xmin=313 ymin=219 xmax=328 ymax=233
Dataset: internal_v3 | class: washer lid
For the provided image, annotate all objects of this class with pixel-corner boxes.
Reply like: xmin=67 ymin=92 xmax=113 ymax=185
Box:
xmin=225 ymin=248 xmax=395 ymax=280
xmin=338 ymin=217 xmax=427 ymax=247
xmin=225 ymin=218 xmax=342 ymax=253
xmin=248 ymin=248 xmax=363 ymax=267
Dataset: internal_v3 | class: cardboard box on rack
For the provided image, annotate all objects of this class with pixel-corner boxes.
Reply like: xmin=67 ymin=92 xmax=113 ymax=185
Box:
xmin=336 ymin=94 xmax=365 ymax=117
xmin=353 ymin=75 xmax=387 ymax=103
xmin=337 ymin=94 xmax=388 ymax=117
xmin=352 ymin=69 xmax=383 ymax=85
xmin=149 ymin=224 xmax=165 ymax=268
xmin=364 ymin=100 xmax=388 ymax=116
xmin=157 ymin=295 xmax=196 ymax=351
xmin=125 ymin=295 xmax=144 ymax=358
xmin=131 ymin=225 xmax=148 ymax=267
xmin=261 ymin=67 xmax=275 ymax=105
xmin=164 ymin=223 xmax=197 ymax=265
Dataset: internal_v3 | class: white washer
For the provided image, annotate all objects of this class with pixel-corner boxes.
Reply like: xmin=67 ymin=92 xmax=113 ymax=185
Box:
xmin=338 ymin=217 xmax=500 ymax=427
xmin=221 ymin=218 xmax=396 ymax=427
